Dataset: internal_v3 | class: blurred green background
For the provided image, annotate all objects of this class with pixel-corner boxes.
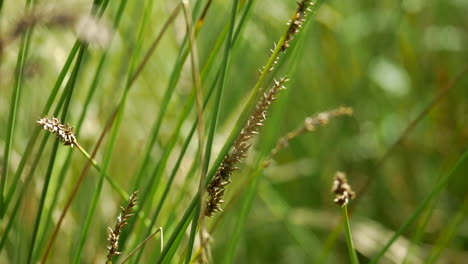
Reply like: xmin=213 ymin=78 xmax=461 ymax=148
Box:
xmin=1 ymin=0 xmax=467 ymax=263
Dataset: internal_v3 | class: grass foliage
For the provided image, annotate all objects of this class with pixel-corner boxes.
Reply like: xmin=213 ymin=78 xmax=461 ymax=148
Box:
xmin=0 ymin=0 xmax=467 ymax=263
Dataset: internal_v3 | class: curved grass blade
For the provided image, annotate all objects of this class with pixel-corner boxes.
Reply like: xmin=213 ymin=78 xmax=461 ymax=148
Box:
xmin=369 ymin=150 xmax=468 ymax=263
xmin=0 ymin=1 xmax=35 ymax=217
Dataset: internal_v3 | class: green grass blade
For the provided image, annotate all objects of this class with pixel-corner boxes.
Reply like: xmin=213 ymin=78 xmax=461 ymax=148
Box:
xmin=343 ymin=205 xmax=360 ymax=264
xmin=222 ymin=175 xmax=259 ymax=264
xmin=370 ymin=150 xmax=468 ymax=263
xmin=0 ymin=19 xmax=33 ymax=218
xmin=426 ymin=194 xmax=468 ymax=264
xmin=0 ymin=134 xmax=50 ymax=252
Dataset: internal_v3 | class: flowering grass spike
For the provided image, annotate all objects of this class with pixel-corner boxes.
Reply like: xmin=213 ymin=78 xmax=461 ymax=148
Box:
xmin=36 ymin=116 xmax=77 ymax=147
xmin=205 ymin=77 xmax=289 ymax=217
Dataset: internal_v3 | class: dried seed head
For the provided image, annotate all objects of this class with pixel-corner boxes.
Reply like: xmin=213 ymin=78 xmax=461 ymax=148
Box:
xmin=304 ymin=107 xmax=353 ymax=131
xmin=205 ymin=77 xmax=289 ymax=217
xmin=11 ymin=8 xmax=79 ymax=38
xmin=107 ymin=191 xmax=139 ymax=263
xmin=264 ymin=106 xmax=353 ymax=165
xmin=36 ymin=116 xmax=77 ymax=147
xmin=332 ymin=172 xmax=355 ymax=207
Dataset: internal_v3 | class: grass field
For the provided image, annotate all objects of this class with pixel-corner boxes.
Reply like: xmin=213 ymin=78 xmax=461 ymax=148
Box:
xmin=1 ymin=0 xmax=467 ymax=263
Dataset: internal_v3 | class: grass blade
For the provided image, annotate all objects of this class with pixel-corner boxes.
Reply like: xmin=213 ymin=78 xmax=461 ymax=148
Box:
xmin=369 ymin=150 xmax=468 ymax=263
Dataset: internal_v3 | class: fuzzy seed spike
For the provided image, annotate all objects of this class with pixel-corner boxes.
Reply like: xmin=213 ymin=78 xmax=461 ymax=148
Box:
xmin=205 ymin=78 xmax=289 ymax=217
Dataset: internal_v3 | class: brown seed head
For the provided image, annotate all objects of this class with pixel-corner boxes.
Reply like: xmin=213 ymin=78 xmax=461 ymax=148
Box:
xmin=106 ymin=191 xmax=139 ymax=263
xmin=205 ymin=78 xmax=288 ymax=217
xmin=281 ymin=0 xmax=314 ymax=52
xmin=332 ymin=171 xmax=355 ymax=207
xmin=36 ymin=116 xmax=77 ymax=147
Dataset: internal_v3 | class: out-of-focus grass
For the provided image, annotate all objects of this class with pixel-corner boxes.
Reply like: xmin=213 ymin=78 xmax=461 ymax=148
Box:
xmin=0 ymin=0 xmax=467 ymax=263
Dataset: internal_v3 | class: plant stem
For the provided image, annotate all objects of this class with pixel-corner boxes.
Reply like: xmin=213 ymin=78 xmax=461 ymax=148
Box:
xmin=343 ymin=205 xmax=359 ymax=264
xmin=74 ymin=142 xmax=128 ymax=199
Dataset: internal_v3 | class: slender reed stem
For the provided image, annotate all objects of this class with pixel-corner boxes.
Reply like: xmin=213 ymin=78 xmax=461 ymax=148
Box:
xmin=74 ymin=142 xmax=127 ymax=199
xmin=182 ymin=0 xmax=208 ymax=263
xmin=343 ymin=205 xmax=359 ymax=264
xmin=120 ymin=228 xmax=164 ymax=264
xmin=369 ymin=151 xmax=468 ymax=263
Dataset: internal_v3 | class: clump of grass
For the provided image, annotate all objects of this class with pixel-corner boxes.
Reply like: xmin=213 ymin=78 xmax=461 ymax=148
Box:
xmin=205 ymin=77 xmax=288 ymax=217
xmin=332 ymin=171 xmax=359 ymax=264
xmin=106 ymin=191 xmax=139 ymax=264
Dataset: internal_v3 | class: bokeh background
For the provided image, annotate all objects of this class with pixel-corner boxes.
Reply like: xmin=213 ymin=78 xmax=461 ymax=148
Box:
xmin=1 ymin=0 xmax=467 ymax=263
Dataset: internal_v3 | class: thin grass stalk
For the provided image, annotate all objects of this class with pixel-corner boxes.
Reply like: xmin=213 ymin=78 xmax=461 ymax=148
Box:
xmin=0 ymin=3 xmax=34 ymax=217
xmin=126 ymin=3 xmax=180 ymax=86
xmin=27 ymin=46 xmax=87 ymax=264
xmin=369 ymin=150 xmax=468 ymax=263
xmin=0 ymin=133 xmax=50 ymax=253
xmin=120 ymin=228 xmax=164 ymax=264
xmin=402 ymin=191 xmax=438 ymax=263
xmin=222 ymin=173 xmax=259 ymax=264
xmin=331 ymin=172 xmax=358 ymax=263
xmin=182 ymin=0 xmax=208 ymax=263
xmin=259 ymin=182 xmax=321 ymax=258
xmin=129 ymin=24 xmax=190 ymax=192
xmin=128 ymin=97 xmax=199 ymax=263
xmin=426 ymin=194 xmax=468 ymax=264
xmin=343 ymin=205 xmax=359 ymax=264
